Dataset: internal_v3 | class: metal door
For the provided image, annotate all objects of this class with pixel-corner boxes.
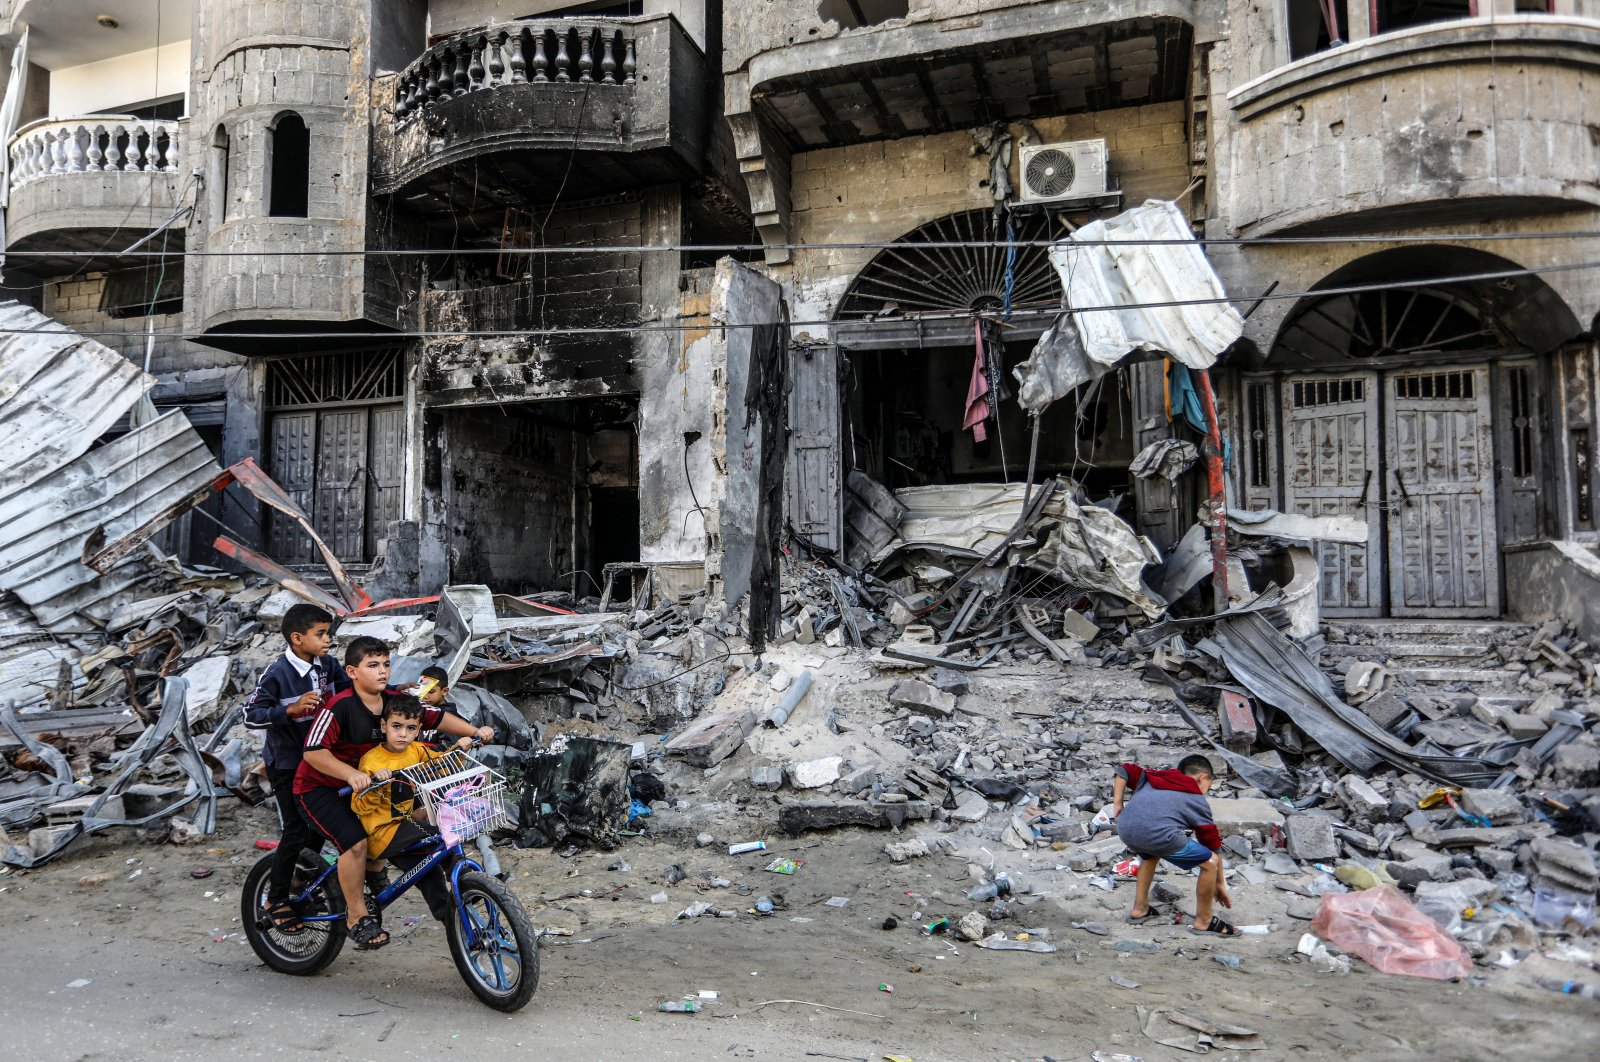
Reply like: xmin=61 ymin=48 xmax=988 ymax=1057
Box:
xmin=787 ymin=344 xmax=843 ymax=551
xmin=1282 ymin=373 xmax=1382 ymax=615
xmin=366 ymin=406 xmax=405 ymax=559
xmin=315 ymin=409 xmax=369 ymax=562
xmin=267 ymin=412 xmax=318 ymax=563
xmin=1385 ymin=366 xmax=1498 ymax=616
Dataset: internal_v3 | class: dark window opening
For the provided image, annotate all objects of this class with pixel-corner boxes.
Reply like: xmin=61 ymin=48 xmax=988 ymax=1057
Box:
xmin=1508 ymin=367 xmax=1534 ymax=478
xmin=1394 ymin=370 xmax=1473 ymax=400
xmin=114 ymin=95 xmax=186 ymax=121
xmin=1575 ymin=429 xmax=1593 ymax=529
xmin=1287 ymin=0 xmax=1349 ymax=60
xmin=1246 ymin=382 xmax=1272 ymax=489
xmin=268 ymin=113 xmax=310 ymax=218
xmin=100 ymin=266 xmax=184 ymax=318
xmin=847 ymin=341 xmax=1134 ymax=497
xmin=817 ymin=0 xmax=909 ymax=29
xmin=1374 ymin=1 xmax=1475 ymax=33
xmin=1292 ymin=377 xmax=1366 ymax=408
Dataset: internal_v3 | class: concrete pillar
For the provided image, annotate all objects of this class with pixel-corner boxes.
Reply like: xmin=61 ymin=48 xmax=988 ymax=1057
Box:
xmin=219 ymin=359 xmax=266 ymax=550
xmin=1347 ymin=1 xmax=1374 ymax=41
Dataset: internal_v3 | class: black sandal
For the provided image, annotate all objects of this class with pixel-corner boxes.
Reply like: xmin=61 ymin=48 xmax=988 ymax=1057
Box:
xmin=348 ymin=914 xmax=390 ymax=950
xmin=268 ymin=901 xmax=304 ymax=935
xmin=365 ymin=868 xmax=391 ymax=898
xmin=1189 ymin=916 xmax=1238 ymax=936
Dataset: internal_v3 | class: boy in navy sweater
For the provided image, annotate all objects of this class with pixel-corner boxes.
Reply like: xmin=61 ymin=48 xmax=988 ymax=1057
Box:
xmin=1113 ymin=754 xmax=1235 ymax=935
xmin=243 ymin=603 xmax=349 ymax=932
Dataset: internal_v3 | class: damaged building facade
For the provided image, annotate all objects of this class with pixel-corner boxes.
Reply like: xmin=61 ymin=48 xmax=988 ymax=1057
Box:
xmin=1 ymin=0 xmax=1597 ymax=634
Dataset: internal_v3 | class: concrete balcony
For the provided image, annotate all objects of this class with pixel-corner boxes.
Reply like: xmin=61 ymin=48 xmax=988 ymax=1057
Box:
xmin=728 ymin=1 xmax=1196 ymax=150
xmin=5 ymin=117 xmax=185 ymax=273
xmin=1225 ymin=17 xmax=1600 ymax=236
xmin=372 ymin=14 xmax=708 ymax=218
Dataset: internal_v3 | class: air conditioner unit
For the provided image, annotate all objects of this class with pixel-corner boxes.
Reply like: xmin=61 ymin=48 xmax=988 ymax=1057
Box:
xmin=1017 ymin=139 xmax=1108 ymax=204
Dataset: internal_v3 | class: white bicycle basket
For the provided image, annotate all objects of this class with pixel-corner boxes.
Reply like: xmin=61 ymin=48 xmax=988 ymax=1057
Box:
xmin=397 ymin=747 xmax=511 ymax=845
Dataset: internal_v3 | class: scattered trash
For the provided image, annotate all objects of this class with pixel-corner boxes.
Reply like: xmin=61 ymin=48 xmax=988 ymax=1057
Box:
xmin=66 ymin=979 xmax=92 ymax=989
xmin=1137 ymin=1005 xmax=1263 ymax=1053
xmin=1110 ymin=975 xmax=1141 ymax=989
xmin=658 ymin=1000 xmax=699 ymax=1013
xmin=190 ymin=867 xmax=213 ymax=880
xmin=729 ymin=841 xmax=767 ymax=855
xmin=881 ymin=917 xmax=898 ymax=930
xmin=764 ymin=857 xmax=803 ymax=875
xmin=878 ymin=983 xmax=894 ymax=994
xmin=825 ymin=896 xmax=851 ymax=908
xmin=1211 ymin=954 xmax=1243 ymax=970
xmin=965 ymin=874 xmax=1011 ymax=902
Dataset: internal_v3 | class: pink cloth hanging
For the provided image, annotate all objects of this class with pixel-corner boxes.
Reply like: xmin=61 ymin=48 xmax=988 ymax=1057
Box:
xmin=962 ymin=320 xmax=990 ymax=443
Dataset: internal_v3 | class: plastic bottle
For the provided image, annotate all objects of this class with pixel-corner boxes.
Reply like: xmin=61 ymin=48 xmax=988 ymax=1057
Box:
xmin=1535 ymin=977 xmax=1598 ymax=998
xmin=659 ymin=1000 xmax=700 ymax=1013
xmin=965 ymin=873 xmax=1012 ymax=902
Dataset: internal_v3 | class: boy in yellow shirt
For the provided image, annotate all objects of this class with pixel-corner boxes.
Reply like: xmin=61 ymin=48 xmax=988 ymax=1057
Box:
xmin=351 ymin=699 xmax=476 ymax=924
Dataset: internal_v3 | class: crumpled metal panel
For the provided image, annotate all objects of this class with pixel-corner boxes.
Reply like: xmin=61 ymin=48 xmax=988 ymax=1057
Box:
xmin=0 ymin=300 xmax=152 ymax=506
xmin=0 ymin=409 xmax=223 ymax=635
xmin=1048 ymin=199 xmax=1243 ymax=371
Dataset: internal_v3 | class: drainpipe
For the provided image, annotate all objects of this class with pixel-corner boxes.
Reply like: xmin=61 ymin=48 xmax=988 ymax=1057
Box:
xmin=1196 ymin=368 xmax=1229 ymax=614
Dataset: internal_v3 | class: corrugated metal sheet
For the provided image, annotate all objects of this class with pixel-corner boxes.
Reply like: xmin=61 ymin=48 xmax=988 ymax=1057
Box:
xmin=0 ymin=409 xmax=223 ymax=635
xmin=0 ymin=300 xmax=154 ymax=506
xmin=1048 ymin=199 xmax=1244 ymax=370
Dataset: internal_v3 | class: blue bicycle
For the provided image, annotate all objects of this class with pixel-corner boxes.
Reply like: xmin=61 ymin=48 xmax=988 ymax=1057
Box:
xmin=242 ymin=747 xmax=539 ymax=1011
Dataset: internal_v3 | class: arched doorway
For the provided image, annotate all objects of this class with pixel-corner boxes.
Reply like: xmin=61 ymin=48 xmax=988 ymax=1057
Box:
xmin=1242 ymin=248 xmax=1579 ymax=618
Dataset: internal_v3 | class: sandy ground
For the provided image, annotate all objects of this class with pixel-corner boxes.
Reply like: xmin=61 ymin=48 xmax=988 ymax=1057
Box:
xmin=3 ymin=802 xmax=1598 ymax=1062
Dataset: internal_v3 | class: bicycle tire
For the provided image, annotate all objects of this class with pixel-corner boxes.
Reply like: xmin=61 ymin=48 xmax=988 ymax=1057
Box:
xmin=241 ymin=850 xmax=346 ymax=975
xmin=445 ymin=871 xmax=540 ymax=1011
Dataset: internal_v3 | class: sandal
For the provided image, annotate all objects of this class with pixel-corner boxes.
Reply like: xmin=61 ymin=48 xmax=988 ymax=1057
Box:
xmin=268 ymin=901 xmax=304 ymax=935
xmin=348 ymin=913 xmax=390 ymax=950
xmin=1189 ymin=916 xmax=1238 ymax=936
xmin=1125 ymin=910 xmax=1162 ymax=925
xmin=365 ymin=868 xmax=391 ymax=898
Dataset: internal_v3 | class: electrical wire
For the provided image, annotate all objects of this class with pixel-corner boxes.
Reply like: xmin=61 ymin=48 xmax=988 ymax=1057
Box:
xmin=0 ymin=258 xmax=1592 ymax=342
xmin=4 ymin=229 xmax=1600 ymax=259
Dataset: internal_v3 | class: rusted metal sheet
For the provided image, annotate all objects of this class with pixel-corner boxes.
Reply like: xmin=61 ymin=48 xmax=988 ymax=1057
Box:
xmin=212 ymin=536 xmax=348 ymax=614
xmin=229 ymin=459 xmax=372 ymax=612
xmin=0 ymin=300 xmax=153 ymax=506
xmin=1385 ymin=366 xmax=1499 ymax=617
xmin=0 ymin=410 xmax=223 ymax=635
xmin=1282 ymin=372 xmax=1382 ymax=616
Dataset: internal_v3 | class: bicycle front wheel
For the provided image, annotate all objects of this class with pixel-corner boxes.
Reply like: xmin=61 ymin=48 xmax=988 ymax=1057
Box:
xmin=445 ymin=870 xmax=540 ymax=1011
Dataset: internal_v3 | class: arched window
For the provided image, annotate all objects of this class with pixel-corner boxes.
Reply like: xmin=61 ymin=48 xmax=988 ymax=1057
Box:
xmin=211 ymin=124 xmax=230 ymax=222
xmin=267 ymin=112 xmax=310 ymax=218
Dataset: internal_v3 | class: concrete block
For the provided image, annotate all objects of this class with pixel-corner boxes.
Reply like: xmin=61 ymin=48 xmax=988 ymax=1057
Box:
xmin=785 ymin=756 xmax=844 ymax=790
xmin=1338 ymin=776 xmax=1387 ymax=821
xmin=1217 ymin=691 xmax=1257 ymax=752
xmin=888 ymin=678 xmax=956 ymax=718
xmin=1284 ymin=812 xmax=1338 ymax=862
xmin=930 ymin=667 xmax=970 ymax=696
xmin=1502 ymin=713 xmax=1548 ymax=740
xmin=1357 ymin=690 xmax=1411 ymax=731
xmin=1386 ymin=852 xmax=1454 ymax=887
xmin=664 ymin=706 xmax=760 ymax=767
xmin=1458 ymin=787 xmax=1524 ymax=826
xmin=840 ymin=763 xmax=877 ymax=794
xmin=750 ymin=765 xmax=783 ymax=791
xmin=1207 ymin=797 xmax=1285 ymax=837
xmin=1060 ymin=609 xmax=1100 ymax=642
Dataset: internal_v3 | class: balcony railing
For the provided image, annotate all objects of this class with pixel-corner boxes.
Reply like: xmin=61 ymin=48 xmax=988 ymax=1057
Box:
xmin=395 ymin=20 xmax=637 ymax=123
xmin=7 ymin=117 xmax=180 ymax=193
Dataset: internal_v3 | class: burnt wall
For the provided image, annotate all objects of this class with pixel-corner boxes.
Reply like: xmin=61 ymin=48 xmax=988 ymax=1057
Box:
xmin=440 ymin=409 xmax=578 ymax=592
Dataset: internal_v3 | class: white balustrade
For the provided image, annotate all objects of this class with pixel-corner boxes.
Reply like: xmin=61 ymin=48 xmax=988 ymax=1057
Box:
xmin=6 ymin=117 xmax=181 ymax=195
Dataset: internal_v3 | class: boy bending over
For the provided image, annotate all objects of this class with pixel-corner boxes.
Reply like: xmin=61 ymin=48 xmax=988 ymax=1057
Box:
xmin=294 ymin=637 xmax=493 ymax=950
xmin=1113 ymin=754 xmax=1235 ymax=936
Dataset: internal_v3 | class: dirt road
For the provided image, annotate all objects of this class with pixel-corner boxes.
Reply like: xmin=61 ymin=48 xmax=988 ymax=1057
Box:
xmin=3 ymin=806 xmax=1596 ymax=1062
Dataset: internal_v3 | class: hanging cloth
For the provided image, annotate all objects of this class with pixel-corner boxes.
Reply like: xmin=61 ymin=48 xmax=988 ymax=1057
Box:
xmin=962 ymin=320 xmax=991 ymax=443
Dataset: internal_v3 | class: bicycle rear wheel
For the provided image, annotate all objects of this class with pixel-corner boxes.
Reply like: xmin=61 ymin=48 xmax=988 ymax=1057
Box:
xmin=446 ymin=871 xmax=540 ymax=1011
xmin=242 ymin=850 xmax=346 ymax=975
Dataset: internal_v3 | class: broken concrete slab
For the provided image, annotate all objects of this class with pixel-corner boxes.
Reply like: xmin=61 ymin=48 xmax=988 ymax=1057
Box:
xmin=664 ymin=705 xmax=760 ymax=767
xmin=888 ymin=678 xmax=957 ymax=718
xmin=1217 ymin=691 xmax=1257 ymax=752
xmin=777 ymin=799 xmax=932 ymax=835
xmin=750 ymin=765 xmax=783 ymax=791
xmin=930 ymin=667 xmax=970 ymax=696
xmin=786 ymin=756 xmax=844 ymax=790
xmin=1501 ymin=713 xmax=1548 ymax=740
xmin=883 ymin=838 xmax=932 ymax=863
xmin=1338 ymin=776 xmax=1387 ymax=822
xmin=949 ymin=790 xmax=991 ymax=822
xmin=1386 ymin=853 xmax=1455 ymax=887
xmin=1207 ymin=797 xmax=1285 ymax=837
xmin=180 ymin=656 xmax=233 ymax=725
xmin=1061 ymin=608 xmax=1100 ymax=643
xmin=1458 ymin=787 xmax=1524 ymax=826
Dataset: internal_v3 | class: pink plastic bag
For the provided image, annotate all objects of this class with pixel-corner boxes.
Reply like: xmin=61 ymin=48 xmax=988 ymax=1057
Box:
xmin=1310 ymin=886 xmax=1473 ymax=981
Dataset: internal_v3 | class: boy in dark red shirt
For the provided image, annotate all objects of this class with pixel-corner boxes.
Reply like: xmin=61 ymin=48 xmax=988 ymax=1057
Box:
xmin=294 ymin=636 xmax=492 ymax=949
xmin=1112 ymin=754 xmax=1234 ymax=935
